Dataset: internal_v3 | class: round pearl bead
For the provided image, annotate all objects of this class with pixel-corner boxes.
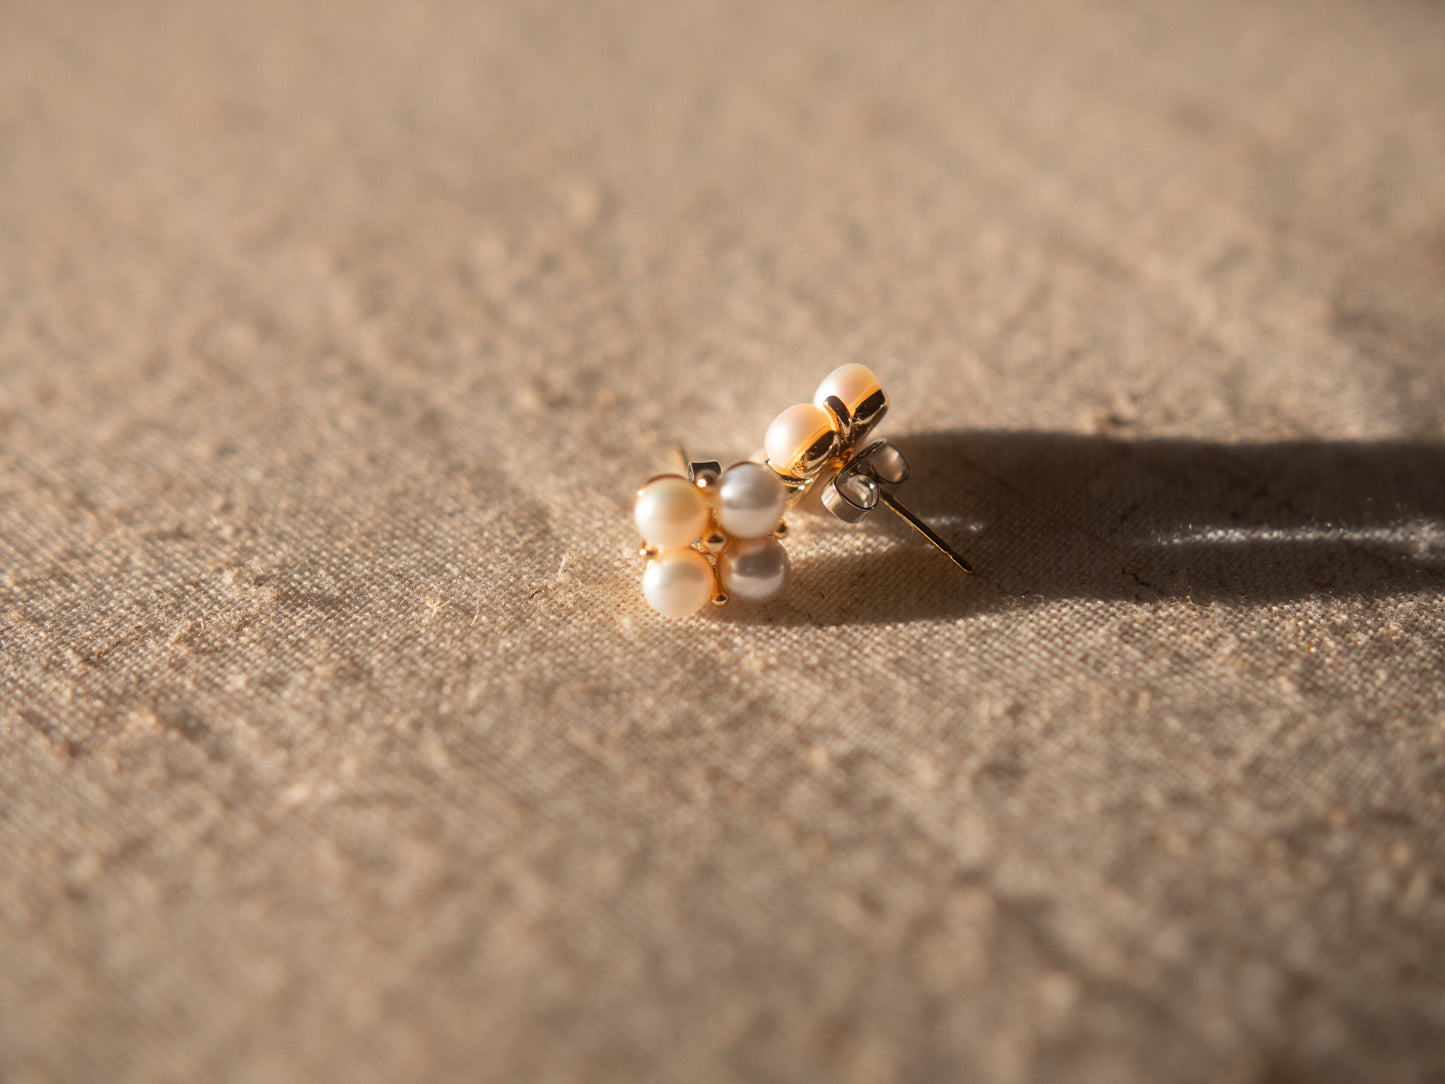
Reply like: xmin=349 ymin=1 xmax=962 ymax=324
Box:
xmin=718 ymin=536 xmax=790 ymax=602
xmin=812 ymin=363 xmax=881 ymax=413
xmin=642 ymin=548 xmax=715 ymax=617
xmin=764 ymin=402 xmax=834 ymax=476
xmin=716 ymin=462 xmax=787 ymax=539
xmin=634 ymin=476 xmax=709 ymax=550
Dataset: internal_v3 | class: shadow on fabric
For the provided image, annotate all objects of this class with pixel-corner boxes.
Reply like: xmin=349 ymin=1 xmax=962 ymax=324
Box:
xmin=719 ymin=430 xmax=1445 ymax=626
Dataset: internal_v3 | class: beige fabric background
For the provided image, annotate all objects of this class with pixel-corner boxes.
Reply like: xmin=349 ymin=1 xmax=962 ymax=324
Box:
xmin=3 ymin=1 xmax=1444 ymax=1081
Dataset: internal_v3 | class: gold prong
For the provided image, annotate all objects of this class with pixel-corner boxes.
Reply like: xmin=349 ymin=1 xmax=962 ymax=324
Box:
xmin=703 ymin=532 xmax=727 ymax=553
xmin=773 ymin=520 xmax=789 ymax=539
xmin=711 ymin=591 xmax=729 ymax=607
xmin=638 ymin=544 xmax=660 ymax=560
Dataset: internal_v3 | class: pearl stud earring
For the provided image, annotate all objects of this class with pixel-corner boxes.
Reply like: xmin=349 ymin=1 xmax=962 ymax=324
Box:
xmin=634 ymin=456 xmax=791 ymax=618
xmin=633 ymin=364 xmax=968 ymax=618
xmin=763 ymin=364 xmax=974 ymax=573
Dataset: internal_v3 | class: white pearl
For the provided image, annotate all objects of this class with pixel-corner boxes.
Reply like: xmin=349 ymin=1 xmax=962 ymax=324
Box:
xmin=718 ymin=536 xmax=790 ymax=602
xmin=764 ymin=402 xmax=833 ymax=475
xmin=642 ymin=548 xmax=715 ymax=617
xmin=716 ymin=462 xmax=787 ymax=539
xmin=634 ymin=476 xmax=709 ymax=549
xmin=812 ymin=363 xmax=881 ymax=412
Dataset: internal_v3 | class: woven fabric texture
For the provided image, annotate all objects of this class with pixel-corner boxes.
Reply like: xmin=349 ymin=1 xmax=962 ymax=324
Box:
xmin=3 ymin=1 xmax=1444 ymax=1081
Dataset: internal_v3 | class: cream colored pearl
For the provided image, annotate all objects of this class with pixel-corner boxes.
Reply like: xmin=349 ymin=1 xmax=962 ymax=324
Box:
xmin=764 ymin=402 xmax=834 ymax=476
xmin=634 ymin=476 xmax=709 ymax=549
xmin=718 ymin=536 xmax=789 ymax=602
xmin=813 ymin=363 xmax=882 ymax=414
xmin=716 ymin=462 xmax=787 ymax=539
xmin=642 ymin=548 xmax=715 ymax=617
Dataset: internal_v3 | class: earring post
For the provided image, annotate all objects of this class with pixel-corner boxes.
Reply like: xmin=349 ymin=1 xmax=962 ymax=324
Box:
xmin=877 ymin=490 xmax=974 ymax=574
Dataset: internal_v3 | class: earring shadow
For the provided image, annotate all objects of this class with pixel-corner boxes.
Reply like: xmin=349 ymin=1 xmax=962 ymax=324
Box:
xmin=716 ymin=430 xmax=1445 ymax=627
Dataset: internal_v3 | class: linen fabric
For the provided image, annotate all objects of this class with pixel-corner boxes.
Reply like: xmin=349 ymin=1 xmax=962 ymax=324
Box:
xmin=2 ymin=1 xmax=1444 ymax=1081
